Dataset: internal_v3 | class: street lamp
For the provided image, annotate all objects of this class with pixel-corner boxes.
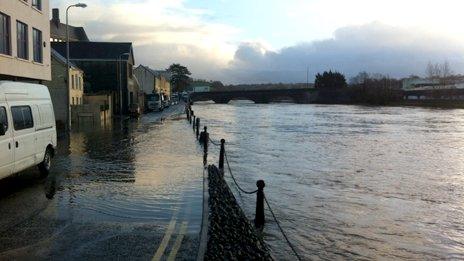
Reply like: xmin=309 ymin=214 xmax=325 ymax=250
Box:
xmin=118 ymin=52 xmax=130 ymax=118
xmin=66 ymin=3 xmax=87 ymax=131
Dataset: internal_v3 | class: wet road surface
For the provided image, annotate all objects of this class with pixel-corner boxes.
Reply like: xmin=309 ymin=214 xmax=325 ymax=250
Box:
xmin=0 ymin=104 xmax=204 ymax=260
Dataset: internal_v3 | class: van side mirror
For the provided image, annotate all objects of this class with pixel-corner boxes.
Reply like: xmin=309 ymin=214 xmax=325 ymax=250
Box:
xmin=0 ymin=124 xmax=5 ymax=136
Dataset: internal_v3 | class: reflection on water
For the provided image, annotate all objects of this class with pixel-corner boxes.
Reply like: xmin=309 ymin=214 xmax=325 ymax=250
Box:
xmin=194 ymin=103 xmax=464 ymax=260
xmin=50 ymin=114 xmax=203 ymax=223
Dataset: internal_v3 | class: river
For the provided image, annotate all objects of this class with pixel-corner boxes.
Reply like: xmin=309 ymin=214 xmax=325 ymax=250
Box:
xmin=192 ymin=102 xmax=464 ymax=260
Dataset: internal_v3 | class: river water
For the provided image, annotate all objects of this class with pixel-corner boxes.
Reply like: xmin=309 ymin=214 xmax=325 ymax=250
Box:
xmin=193 ymin=102 xmax=464 ymax=260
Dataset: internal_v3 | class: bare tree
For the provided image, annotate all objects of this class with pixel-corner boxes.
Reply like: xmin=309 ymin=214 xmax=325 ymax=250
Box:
xmin=426 ymin=61 xmax=442 ymax=80
xmin=440 ymin=60 xmax=452 ymax=86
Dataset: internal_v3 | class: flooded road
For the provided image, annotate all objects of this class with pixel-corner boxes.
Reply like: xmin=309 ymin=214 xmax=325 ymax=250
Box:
xmin=194 ymin=103 xmax=464 ymax=260
xmin=0 ymin=104 xmax=204 ymax=260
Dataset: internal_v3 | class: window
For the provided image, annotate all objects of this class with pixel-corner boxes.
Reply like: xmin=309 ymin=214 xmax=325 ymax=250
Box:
xmin=16 ymin=21 xmax=28 ymax=60
xmin=0 ymin=106 xmax=8 ymax=132
xmin=11 ymin=106 xmax=33 ymax=131
xmin=128 ymin=64 xmax=133 ymax=78
xmin=72 ymin=97 xmax=75 ymax=105
xmin=32 ymin=0 xmax=42 ymax=10
xmin=33 ymin=28 xmax=42 ymax=63
xmin=0 ymin=12 xmax=10 ymax=55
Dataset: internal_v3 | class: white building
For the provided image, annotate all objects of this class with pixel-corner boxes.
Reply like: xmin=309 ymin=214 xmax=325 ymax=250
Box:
xmin=0 ymin=0 xmax=51 ymax=82
xmin=193 ymin=86 xmax=211 ymax=92
xmin=134 ymin=65 xmax=171 ymax=98
xmin=402 ymin=77 xmax=439 ymax=90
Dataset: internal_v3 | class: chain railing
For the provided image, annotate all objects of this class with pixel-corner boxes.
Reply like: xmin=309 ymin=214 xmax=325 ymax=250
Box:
xmin=187 ymin=105 xmax=302 ymax=261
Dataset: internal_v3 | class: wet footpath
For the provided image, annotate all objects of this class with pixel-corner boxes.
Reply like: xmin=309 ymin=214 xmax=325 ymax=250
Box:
xmin=0 ymin=104 xmax=204 ymax=260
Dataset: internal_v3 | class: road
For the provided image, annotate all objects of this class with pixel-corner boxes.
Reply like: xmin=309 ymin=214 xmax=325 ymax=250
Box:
xmin=0 ymin=104 xmax=204 ymax=260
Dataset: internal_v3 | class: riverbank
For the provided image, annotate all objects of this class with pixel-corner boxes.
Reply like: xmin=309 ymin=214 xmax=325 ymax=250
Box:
xmin=205 ymin=165 xmax=271 ymax=260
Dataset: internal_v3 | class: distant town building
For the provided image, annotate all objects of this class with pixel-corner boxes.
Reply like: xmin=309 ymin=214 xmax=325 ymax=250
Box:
xmin=193 ymin=86 xmax=211 ymax=92
xmin=45 ymin=49 xmax=83 ymax=127
xmin=402 ymin=77 xmax=439 ymax=90
xmin=49 ymin=8 xmax=89 ymax=42
xmin=134 ymin=65 xmax=171 ymax=99
xmin=0 ymin=0 xmax=51 ymax=82
xmin=52 ymin=41 xmax=138 ymax=115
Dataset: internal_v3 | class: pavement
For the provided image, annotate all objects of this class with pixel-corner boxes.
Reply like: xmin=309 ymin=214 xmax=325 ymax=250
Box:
xmin=0 ymin=103 xmax=204 ymax=261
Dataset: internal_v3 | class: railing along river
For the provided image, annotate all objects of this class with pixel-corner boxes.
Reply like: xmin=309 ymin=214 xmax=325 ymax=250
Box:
xmin=185 ymin=104 xmax=302 ymax=261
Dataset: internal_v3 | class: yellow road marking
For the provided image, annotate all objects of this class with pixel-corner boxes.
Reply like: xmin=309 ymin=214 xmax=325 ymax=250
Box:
xmin=152 ymin=219 xmax=177 ymax=261
xmin=167 ymin=221 xmax=188 ymax=261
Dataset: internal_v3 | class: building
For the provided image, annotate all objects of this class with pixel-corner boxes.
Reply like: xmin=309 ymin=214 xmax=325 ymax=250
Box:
xmin=49 ymin=8 xmax=89 ymax=42
xmin=45 ymin=49 xmax=83 ymax=128
xmin=134 ymin=65 xmax=171 ymax=99
xmin=52 ymin=41 xmax=138 ymax=115
xmin=193 ymin=86 xmax=211 ymax=92
xmin=402 ymin=77 xmax=439 ymax=90
xmin=0 ymin=0 xmax=51 ymax=82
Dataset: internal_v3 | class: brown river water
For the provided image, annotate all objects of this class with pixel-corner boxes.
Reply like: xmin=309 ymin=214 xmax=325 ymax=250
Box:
xmin=193 ymin=102 xmax=464 ymax=260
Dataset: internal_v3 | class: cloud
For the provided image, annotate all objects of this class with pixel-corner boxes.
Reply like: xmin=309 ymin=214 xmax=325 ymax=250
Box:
xmin=52 ymin=0 xmax=238 ymax=78
xmin=226 ymin=22 xmax=464 ymax=84
xmin=53 ymin=1 xmax=464 ymax=84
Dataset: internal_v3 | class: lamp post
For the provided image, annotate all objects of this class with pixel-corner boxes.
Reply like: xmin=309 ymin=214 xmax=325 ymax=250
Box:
xmin=118 ymin=52 xmax=130 ymax=118
xmin=66 ymin=3 xmax=87 ymax=131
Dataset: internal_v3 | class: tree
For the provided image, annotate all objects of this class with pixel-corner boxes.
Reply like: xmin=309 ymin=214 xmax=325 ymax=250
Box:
xmin=167 ymin=63 xmax=191 ymax=92
xmin=350 ymin=71 xmax=369 ymax=85
xmin=314 ymin=71 xmax=347 ymax=89
xmin=426 ymin=61 xmax=441 ymax=80
xmin=426 ymin=60 xmax=453 ymax=86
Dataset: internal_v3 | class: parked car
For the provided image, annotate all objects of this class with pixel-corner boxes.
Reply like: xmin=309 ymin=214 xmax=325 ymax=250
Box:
xmin=0 ymin=81 xmax=57 ymax=180
xmin=181 ymin=91 xmax=189 ymax=102
xmin=162 ymin=94 xmax=170 ymax=108
xmin=171 ymin=93 xmax=179 ymax=105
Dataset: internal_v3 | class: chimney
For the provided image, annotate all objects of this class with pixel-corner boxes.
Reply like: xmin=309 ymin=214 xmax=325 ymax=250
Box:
xmin=52 ymin=8 xmax=60 ymax=25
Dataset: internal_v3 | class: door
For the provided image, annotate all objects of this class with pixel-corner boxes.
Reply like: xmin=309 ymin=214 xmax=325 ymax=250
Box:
xmin=10 ymin=105 xmax=36 ymax=174
xmin=0 ymin=104 xmax=14 ymax=179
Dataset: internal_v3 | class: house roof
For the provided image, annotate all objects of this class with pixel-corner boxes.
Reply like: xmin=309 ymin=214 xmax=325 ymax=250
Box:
xmin=136 ymin=65 xmax=171 ymax=79
xmin=51 ymin=42 xmax=134 ymax=61
xmin=50 ymin=48 xmax=82 ymax=71
xmin=50 ymin=21 xmax=89 ymax=42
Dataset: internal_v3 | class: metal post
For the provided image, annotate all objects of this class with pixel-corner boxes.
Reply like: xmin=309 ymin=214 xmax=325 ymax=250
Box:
xmin=196 ymin=118 xmax=200 ymax=138
xmin=190 ymin=110 xmax=194 ymax=124
xmin=186 ymin=108 xmax=190 ymax=120
xmin=203 ymin=126 xmax=208 ymax=166
xmin=219 ymin=139 xmax=225 ymax=171
xmin=193 ymin=116 xmax=196 ymax=130
xmin=65 ymin=6 xmax=71 ymax=131
xmin=255 ymin=180 xmax=265 ymax=228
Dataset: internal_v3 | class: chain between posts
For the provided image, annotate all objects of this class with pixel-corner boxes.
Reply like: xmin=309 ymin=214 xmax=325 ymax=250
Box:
xmin=186 ymin=107 xmax=302 ymax=261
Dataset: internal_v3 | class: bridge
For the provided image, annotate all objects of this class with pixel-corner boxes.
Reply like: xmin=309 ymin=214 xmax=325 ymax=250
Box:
xmin=189 ymin=88 xmax=316 ymax=104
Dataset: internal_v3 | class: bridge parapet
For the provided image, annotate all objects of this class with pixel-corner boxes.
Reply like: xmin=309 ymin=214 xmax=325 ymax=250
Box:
xmin=190 ymin=88 xmax=316 ymax=104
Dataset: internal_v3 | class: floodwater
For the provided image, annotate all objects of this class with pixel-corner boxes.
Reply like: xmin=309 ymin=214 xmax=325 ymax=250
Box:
xmin=0 ymin=105 xmax=204 ymax=260
xmin=193 ymin=102 xmax=464 ymax=260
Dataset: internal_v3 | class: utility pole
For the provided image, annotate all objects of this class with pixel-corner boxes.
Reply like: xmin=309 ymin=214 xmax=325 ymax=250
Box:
xmin=66 ymin=3 xmax=87 ymax=131
xmin=306 ymin=66 xmax=309 ymax=88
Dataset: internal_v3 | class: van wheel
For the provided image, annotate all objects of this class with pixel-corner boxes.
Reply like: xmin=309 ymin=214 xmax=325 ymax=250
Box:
xmin=39 ymin=149 xmax=52 ymax=177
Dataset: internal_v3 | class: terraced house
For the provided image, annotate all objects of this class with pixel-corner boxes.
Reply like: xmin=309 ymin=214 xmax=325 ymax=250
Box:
xmin=0 ymin=0 xmax=51 ymax=82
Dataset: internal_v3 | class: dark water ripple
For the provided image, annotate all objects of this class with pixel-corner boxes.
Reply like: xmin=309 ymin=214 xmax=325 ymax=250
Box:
xmin=193 ymin=103 xmax=464 ymax=260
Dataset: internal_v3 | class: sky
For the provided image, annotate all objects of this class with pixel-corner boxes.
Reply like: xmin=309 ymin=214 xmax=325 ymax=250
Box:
xmin=52 ymin=0 xmax=464 ymax=84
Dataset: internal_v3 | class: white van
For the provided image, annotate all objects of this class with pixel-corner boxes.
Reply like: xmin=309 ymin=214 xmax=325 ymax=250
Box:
xmin=0 ymin=81 xmax=57 ymax=180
